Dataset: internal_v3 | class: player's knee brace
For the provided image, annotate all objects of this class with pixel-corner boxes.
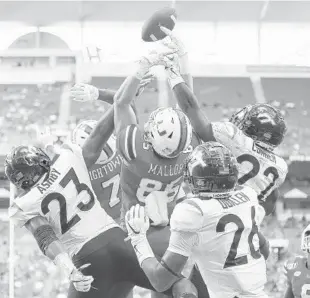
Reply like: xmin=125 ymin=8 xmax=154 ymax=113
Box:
xmin=172 ymin=279 xmax=198 ymax=298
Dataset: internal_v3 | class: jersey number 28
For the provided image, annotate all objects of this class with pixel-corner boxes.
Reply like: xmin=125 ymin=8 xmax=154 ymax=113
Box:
xmin=216 ymin=205 xmax=261 ymax=269
xmin=41 ymin=168 xmax=95 ymax=234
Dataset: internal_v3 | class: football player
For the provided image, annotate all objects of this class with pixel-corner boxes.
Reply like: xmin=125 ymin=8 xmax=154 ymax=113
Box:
xmin=284 ymin=224 xmax=310 ymax=298
xmin=125 ymin=142 xmax=270 ymax=298
xmin=69 ymin=75 xmax=152 ymax=221
xmin=161 ymin=26 xmax=288 ymax=216
xmin=113 ymin=48 xmax=212 ymax=298
xmin=72 ymin=121 xmax=122 ymax=220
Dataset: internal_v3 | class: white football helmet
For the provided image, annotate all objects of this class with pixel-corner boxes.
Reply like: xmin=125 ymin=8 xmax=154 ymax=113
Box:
xmin=144 ymin=107 xmax=192 ymax=159
xmin=301 ymin=224 xmax=310 ymax=253
xmin=72 ymin=120 xmax=97 ymax=147
xmin=72 ymin=120 xmax=116 ymax=163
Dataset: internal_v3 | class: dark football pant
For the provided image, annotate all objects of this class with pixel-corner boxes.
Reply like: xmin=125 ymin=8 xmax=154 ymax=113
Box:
xmin=67 ymin=227 xmax=172 ymax=298
xmin=147 ymin=226 xmax=210 ymax=298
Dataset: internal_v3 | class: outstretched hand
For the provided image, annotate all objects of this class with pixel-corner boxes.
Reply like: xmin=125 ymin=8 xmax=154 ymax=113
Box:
xmin=160 ymin=26 xmax=187 ymax=57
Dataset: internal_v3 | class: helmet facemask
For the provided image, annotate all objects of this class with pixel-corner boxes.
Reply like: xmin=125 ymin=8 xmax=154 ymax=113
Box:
xmin=72 ymin=120 xmax=98 ymax=148
xmin=5 ymin=146 xmax=51 ymax=191
xmin=230 ymin=104 xmax=286 ymax=151
xmin=184 ymin=142 xmax=238 ymax=198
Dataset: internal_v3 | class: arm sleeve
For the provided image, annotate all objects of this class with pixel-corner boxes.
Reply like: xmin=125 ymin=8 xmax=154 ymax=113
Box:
xmin=168 ymin=199 xmax=203 ymax=257
xmin=211 ymin=121 xmax=239 ymax=149
xmin=168 ymin=230 xmax=199 ymax=257
xmin=117 ymin=124 xmax=140 ymax=163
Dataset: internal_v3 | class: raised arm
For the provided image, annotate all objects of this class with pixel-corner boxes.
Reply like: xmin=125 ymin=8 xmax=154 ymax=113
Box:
xmin=25 ymin=215 xmax=93 ymax=292
xmin=160 ymin=27 xmax=215 ymax=142
xmin=168 ymin=72 xmax=215 ymax=142
xmin=113 ymin=75 xmax=142 ymax=136
xmin=81 ymin=105 xmax=115 ymax=169
xmin=114 ymin=51 xmax=171 ymax=136
xmin=160 ymin=26 xmax=193 ymax=92
xmin=69 ymin=79 xmax=152 ymax=127
xmin=70 ymin=80 xmax=151 ymax=105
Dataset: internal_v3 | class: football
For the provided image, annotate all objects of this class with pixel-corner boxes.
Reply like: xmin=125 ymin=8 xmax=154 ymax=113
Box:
xmin=141 ymin=7 xmax=177 ymax=42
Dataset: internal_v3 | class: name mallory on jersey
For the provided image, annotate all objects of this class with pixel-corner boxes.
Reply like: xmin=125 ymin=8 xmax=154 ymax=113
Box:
xmin=148 ymin=163 xmax=184 ymax=177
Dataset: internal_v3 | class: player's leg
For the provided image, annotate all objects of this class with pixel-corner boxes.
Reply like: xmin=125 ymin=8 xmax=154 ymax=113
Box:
xmin=68 ymin=228 xmax=126 ymax=298
xmin=109 ymin=282 xmax=135 ymax=298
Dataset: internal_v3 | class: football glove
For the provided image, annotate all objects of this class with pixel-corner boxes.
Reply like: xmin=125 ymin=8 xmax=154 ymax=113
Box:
xmin=163 ymin=54 xmax=185 ymax=89
xmin=125 ymin=204 xmax=150 ymax=239
xmin=70 ymin=83 xmax=99 ymax=102
xmin=125 ymin=204 xmax=156 ymax=266
xmin=135 ymin=50 xmax=176 ymax=79
xmin=145 ymin=191 xmax=170 ymax=227
xmin=70 ymin=264 xmax=94 ymax=292
xmin=160 ymin=26 xmax=187 ymax=57
xmin=136 ymin=72 xmax=155 ymax=97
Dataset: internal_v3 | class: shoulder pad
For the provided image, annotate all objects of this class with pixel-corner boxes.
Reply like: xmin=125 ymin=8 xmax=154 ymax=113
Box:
xmin=170 ymin=198 xmax=203 ymax=232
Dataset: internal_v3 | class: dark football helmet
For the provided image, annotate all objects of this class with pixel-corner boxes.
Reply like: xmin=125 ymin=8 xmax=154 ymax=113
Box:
xmin=184 ymin=142 xmax=238 ymax=197
xmin=5 ymin=146 xmax=51 ymax=190
xmin=230 ymin=103 xmax=287 ymax=151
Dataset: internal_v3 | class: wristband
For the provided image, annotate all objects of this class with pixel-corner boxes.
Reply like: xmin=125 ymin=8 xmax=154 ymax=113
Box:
xmin=168 ymin=75 xmax=185 ymax=89
xmin=131 ymin=236 xmax=155 ymax=266
xmin=54 ymin=252 xmax=75 ymax=276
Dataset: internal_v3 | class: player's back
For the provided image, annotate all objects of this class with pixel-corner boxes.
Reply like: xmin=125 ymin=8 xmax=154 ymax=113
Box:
xmin=88 ymin=135 xmax=123 ymax=220
xmin=284 ymin=256 xmax=310 ymax=298
xmin=176 ymin=186 xmax=267 ymax=298
xmin=212 ymin=121 xmax=288 ymax=202
xmin=118 ymin=124 xmax=200 ymax=206
xmin=10 ymin=143 xmax=118 ymax=257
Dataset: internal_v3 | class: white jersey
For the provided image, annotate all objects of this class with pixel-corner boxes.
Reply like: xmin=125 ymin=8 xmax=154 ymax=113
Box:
xmin=9 ymin=143 xmax=118 ymax=257
xmin=168 ymin=186 xmax=267 ymax=298
xmin=212 ymin=122 xmax=288 ymax=202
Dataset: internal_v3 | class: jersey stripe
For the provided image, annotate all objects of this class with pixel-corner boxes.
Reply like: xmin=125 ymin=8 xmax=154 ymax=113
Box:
xmin=124 ymin=125 xmax=137 ymax=161
xmin=171 ymin=110 xmax=190 ymax=157
xmin=102 ymin=143 xmax=114 ymax=159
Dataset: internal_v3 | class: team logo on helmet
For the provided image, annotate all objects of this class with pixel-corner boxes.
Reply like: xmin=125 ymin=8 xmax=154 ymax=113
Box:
xmin=5 ymin=146 xmax=51 ymax=190
xmin=230 ymin=103 xmax=286 ymax=151
xmin=144 ymin=107 xmax=192 ymax=159
xmin=184 ymin=142 xmax=238 ymax=197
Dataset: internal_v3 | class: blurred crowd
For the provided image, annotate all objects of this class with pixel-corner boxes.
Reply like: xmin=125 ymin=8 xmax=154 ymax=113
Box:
xmin=1 ymin=78 xmax=310 ymax=155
